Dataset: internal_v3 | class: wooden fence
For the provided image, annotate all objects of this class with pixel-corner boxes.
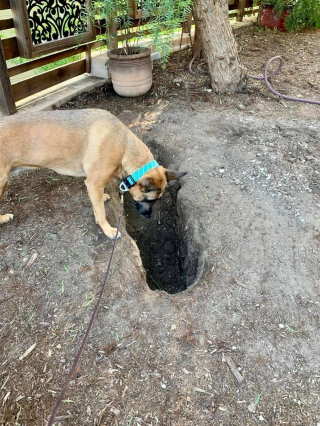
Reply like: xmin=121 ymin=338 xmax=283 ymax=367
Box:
xmin=0 ymin=0 xmax=256 ymax=116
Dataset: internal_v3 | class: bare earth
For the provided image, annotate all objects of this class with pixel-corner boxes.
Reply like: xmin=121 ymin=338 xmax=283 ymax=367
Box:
xmin=1 ymin=27 xmax=320 ymax=425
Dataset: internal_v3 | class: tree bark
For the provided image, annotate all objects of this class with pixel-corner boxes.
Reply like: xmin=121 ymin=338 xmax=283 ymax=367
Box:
xmin=193 ymin=0 xmax=247 ymax=93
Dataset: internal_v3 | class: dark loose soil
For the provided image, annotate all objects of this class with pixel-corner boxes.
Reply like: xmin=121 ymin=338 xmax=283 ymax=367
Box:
xmin=1 ymin=25 xmax=320 ymax=426
xmin=125 ymin=179 xmax=188 ymax=294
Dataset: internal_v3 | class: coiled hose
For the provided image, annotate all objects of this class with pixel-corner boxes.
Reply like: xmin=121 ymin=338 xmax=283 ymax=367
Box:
xmin=189 ymin=53 xmax=320 ymax=105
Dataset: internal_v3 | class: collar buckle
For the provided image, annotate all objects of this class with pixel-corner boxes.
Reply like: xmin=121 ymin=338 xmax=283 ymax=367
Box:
xmin=119 ymin=181 xmax=129 ymax=194
xmin=119 ymin=175 xmax=135 ymax=194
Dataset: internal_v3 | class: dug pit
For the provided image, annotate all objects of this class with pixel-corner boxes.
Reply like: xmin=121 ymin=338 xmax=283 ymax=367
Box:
xmin=124 ymin=143 xmax=201 ymax=294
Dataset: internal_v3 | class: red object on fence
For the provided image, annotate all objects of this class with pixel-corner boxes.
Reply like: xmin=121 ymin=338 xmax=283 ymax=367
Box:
xmin=259 ymin=6 xmax=289 ymax=32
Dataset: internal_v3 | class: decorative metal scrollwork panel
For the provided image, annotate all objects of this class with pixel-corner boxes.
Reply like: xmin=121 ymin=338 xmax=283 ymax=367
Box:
xmin=26 ymin=0 xmax=89 ymax=45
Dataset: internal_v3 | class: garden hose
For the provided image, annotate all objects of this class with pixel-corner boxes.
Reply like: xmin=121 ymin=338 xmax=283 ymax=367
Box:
xmin=189 ymin=53 xmax=320 ymax=105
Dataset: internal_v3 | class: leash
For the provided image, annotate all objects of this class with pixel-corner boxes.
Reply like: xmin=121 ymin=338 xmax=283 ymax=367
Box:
xmin=47 ymin=161 xmax=160 ymax=424
xmin=47 ymin=194 xmax=124 ymax=426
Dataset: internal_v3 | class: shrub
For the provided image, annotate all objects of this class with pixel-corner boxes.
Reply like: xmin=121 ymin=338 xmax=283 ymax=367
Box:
xmin=256 ymin=0 xmax=320 ymax=30
xmin=91 ymin=0 xmax=193 ymax=65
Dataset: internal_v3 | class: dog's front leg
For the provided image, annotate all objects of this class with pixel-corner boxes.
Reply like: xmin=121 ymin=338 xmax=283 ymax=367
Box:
xmin=85 ymin=178 xmax=121 ymax=240
xmin=0 ymin=171 xmax=13 ymax=225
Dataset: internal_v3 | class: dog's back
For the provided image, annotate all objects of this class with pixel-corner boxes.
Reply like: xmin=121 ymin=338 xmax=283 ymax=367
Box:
xmin=0 ymin=108 xmax=122 ymax=147
xmin=0 ymin=109 xmax=130 ymax=175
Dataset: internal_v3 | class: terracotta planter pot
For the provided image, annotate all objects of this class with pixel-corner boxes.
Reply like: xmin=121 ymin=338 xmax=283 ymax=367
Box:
xmin=259 ymin=5 xmax=289 ymax=31
xmin=107 ymin=47 xmax=152 ymax=97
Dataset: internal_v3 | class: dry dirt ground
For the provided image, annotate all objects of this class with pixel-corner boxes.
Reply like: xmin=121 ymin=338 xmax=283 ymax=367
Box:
xmin=1 ymin=26 xmax=320 ymax=425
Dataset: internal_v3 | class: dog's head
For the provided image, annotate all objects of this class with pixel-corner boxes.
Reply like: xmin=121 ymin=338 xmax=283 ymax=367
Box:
xmin=129 ymin=166 xmax=187 ymax=218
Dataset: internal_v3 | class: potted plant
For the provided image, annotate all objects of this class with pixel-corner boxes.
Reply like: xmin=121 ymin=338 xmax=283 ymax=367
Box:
xmin=256 ymin=0 xmax=293 ymax=31
xmin=256 ymin=0 xmax=320 ymax=32
xmin=91 ymin=0 xmax=192 ymax=97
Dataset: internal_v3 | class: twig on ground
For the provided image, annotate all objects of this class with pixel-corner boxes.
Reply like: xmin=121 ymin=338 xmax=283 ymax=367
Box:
xmin=223 ymin=355 xmax=244 ymax=383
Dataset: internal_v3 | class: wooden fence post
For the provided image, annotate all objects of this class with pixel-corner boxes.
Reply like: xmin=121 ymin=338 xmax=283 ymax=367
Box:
xmin=182 ymin=12 xmax=192 ymax=33
xmin=109 ymin=17 xmax=118 ymax=50
xmin=85 ymin=45 xmax=91 ymax=73
xmin=237 ymin=0 xmax=246 ymax=21
xmin=128 ymin=0 xmax=137 ymax=18
xmin=0 ymin=37 xmax=16 ymax=116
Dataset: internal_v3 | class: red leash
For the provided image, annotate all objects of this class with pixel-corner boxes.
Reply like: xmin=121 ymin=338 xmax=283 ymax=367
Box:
xmin=48 ymin=197 xmax=124 ymax=425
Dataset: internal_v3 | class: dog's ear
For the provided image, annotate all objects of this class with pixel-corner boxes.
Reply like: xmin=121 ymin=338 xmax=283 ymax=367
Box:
xmin=140 ymin=177 xmax=158 ymax=192
xmin=165 ymin=170 xmax=187 ymax=181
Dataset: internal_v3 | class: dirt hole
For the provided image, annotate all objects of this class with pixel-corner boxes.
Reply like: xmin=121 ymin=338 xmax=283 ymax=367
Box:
xmin=124 ymin=142 xmax=199 ymax=294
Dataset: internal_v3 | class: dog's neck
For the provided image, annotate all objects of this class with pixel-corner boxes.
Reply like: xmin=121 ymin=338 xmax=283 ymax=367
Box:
xmin=120 ymin=134 xmax=154 ymax=178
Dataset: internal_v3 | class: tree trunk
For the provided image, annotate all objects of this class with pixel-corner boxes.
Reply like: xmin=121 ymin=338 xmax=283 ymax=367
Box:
xmin=193 ymin=0 xmax=246 ymax=93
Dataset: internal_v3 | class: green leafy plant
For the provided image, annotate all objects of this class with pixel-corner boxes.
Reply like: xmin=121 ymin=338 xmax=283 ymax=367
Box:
xmin=285 ymin=0 xmax=320 ymax=30
xmin=256 ymin=0 xmax=320 ymax=29
xmin=255 ymin=0 xmax=294 ymax=14
xmin=90 ymin=0 xmax=192 ymax=65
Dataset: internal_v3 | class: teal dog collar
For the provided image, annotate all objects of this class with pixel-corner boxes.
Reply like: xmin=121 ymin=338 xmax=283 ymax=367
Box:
xmin=119 ymin=160 xmax=160 ymax=194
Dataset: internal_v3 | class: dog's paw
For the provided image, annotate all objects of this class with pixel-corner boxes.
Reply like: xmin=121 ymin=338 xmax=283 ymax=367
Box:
xmin=0 ymin=213 xmax=14 ymax=225
xmin=103 ymin=194 xmax=111 ymax=202
xmin=108 ymin=227 xmax=122 ymax=240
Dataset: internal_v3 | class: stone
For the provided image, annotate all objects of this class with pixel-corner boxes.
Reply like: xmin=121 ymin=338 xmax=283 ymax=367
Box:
xmin=164 ymin=240 xmax=176 ymax=255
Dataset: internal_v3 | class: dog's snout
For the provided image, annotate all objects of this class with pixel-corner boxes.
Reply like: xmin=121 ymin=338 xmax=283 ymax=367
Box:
xmin=134 ymin=200 xmax=155 ymax=218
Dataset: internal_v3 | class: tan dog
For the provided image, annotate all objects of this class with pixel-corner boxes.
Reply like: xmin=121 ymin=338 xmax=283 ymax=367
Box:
xmin=0 ymin=109 xmax=186 ymax=239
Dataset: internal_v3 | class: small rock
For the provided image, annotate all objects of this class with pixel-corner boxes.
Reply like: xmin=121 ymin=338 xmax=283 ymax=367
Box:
xmin=171 ymin=324 xmax=177 ymax=331
xmin=247 ymin=402 xmax=256 ymax=413
xmin=110 ymin=407 xmax=121 ymax=417
xmin=238 ymin=104 xmax=245 ymax=110
xmin=234 ymin=179 xmax=240 ymax=185
xmin=164 ymin=241 xmax=176 ymax=255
